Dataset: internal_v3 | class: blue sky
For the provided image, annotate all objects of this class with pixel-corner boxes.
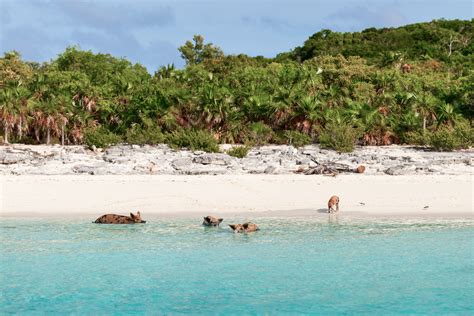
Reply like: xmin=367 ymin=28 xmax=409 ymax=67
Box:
xmin=0 ymin=0 xmax=472 ymax=71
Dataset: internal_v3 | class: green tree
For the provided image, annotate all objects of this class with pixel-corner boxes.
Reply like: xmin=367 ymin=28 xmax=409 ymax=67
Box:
xmin=178 ymin=35 xmax=224 ymax=65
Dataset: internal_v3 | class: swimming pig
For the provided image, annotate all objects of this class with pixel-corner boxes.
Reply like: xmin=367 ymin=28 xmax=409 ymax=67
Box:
xmin=328 ymin=195 xmax=340 ymax=213
xmin=94 ymin=211 xmax=146 ymax=224
xmin=202 ymin=216 xmax=223 ymax=227
xmin=229 ymin=222 xmax=259 ymax=233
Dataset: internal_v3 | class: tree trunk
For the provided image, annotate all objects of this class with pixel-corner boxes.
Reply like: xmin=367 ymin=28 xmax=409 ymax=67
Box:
xmin=47 ymin=127 xmax=51 ymax=145
xmin=61 ymin=124 xmax=65 ymax=146
xmin=422 ymin=116 xmax=427 ymax=133
xmin=4 ymin=125 xmax=9 ymax=144
xmin=18 ymin=116 xmax=22 ymax=140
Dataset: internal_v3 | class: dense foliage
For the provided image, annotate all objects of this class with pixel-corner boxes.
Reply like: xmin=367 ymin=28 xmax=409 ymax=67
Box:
xmin=1 ymin=19 xmax=473 ymax=152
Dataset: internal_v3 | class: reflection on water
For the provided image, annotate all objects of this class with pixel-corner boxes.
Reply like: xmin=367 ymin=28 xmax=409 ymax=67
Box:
xmin=328 ymin=213 xmax=340 ymax=225
xmin=1 ymin=214 xmax=473 ymax=314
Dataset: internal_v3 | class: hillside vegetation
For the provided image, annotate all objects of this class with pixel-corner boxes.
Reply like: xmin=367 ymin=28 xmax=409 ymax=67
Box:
xmin=1 ymin=20 xmax=473 ymax=152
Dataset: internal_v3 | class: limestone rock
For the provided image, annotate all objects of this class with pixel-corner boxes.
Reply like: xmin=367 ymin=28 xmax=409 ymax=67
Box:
xmin=172 ymin=158 xmax=192 ymax=170
xmin=0 ymin=144 xmax=472 ymax=175
xmin=384 ymin=165 xmax=416 ymax=175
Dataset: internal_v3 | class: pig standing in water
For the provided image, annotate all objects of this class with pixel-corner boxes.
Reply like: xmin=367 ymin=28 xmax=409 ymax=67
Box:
xmin=229 ymin=222 xmax=259 ymax=233
xmin=94 ymin=211 xmax=146 ymax=224
xmin=328 ymin=196 xmax=340 ymax=213
xmin=202 ymin=216 xmax=224 ymax=227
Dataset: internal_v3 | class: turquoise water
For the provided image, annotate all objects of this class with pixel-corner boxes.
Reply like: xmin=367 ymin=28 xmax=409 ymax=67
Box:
xmin=1 ymin=215 xmax=473 ymax=314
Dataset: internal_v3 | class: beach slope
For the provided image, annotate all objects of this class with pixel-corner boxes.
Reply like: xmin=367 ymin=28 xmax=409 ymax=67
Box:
xmin=1 ymin=175 xmax=472 ymax=216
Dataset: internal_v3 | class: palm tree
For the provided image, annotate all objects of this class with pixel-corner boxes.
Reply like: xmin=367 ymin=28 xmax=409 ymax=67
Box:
xmin=324 ymin=85 xmax=346 ymax=108
xmin=155 ymin=64 xmax=176 ymax=80
xmin=379 ymin=51 xmax=404 ymax=68
xmin=345 ymin=101 xmax=394 ymax=145
xmin=323 ymin=108 xmax=345 ymax=126
xmin=42 ymin=102 xmax=59 ymax=145
xmin=243 ymin=94 xmax=272 ymax=123
xmin=69 ymin=110 xmax=97 ymax=144
xmin=436 ymin=102 xmax=461 ymax=127
xmin=73 ymin=87 xmax=98 ymax=113
xmin=269 ymin=86 xmax=295 ymax=128
xmin=371 ymin=71 xmax=396 ymax=95
xmin=31 ymin=108 xmax=45 ymax=143
xmin=99 ymin=101 xmax=121 ymax=129
xmin=15 ymin=84 xmax=34 ymax=141
xmin=56 ymin=94 xmax=72 ymax=145
xmin=292 ymin=96 xmax=323 ymax=134
xmin=415 ymin=93 xmax=437 ymax=132
xmin=198 ymin=85 xmax=228 ymax=130
xmin=0 ymin=87 xmax=17 ymax=144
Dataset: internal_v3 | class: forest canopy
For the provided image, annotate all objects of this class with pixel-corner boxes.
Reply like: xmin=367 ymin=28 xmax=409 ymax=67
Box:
xmin=1 ymin=19 xmax=473 ymax=152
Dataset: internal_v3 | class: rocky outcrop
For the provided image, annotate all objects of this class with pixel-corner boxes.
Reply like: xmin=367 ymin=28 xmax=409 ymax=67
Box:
xmin=0 ymin=144 xmax=472 ymax=176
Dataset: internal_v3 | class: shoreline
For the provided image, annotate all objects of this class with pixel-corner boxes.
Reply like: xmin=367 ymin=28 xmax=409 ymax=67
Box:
xmin=2 ymin=210 xmax=473 ymax=219
xmin=1 ymin=174 xmax=472 ymax=217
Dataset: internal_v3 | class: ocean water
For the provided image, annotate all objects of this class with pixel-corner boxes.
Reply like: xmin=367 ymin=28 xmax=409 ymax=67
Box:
xmin=1 ymin=214 xmax=473 ymax=315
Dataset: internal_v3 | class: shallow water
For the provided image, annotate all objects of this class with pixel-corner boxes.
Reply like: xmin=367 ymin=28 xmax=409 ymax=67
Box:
xmin=1 ymin=214 xmax=473 ymax=314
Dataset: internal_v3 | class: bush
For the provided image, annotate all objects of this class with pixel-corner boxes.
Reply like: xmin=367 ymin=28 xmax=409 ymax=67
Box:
xmin=125 ymin=125 xmax=165 ymax=145
xmin=226 ymin=145 xmax=250 ymax=158
xmin=84 ymin=127 xmax=122 ymax=148
xmin=428 ymin=122 xmax=473 ymax=151
xmin=279 ymin=130 xmax=312 ymax=147
xmin=318 ymin=122 xmax=357 ymax=152
xmin=401 ymin=131 xmax=429 ymax=146
xmin=246 ymin=122 xmax=274 ymax=145
xmin=166 ymin=129 xmax=220 ymax=152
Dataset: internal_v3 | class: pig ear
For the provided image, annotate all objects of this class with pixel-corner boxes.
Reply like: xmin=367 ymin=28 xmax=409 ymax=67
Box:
xmin=229 ymin=224 xmax=236 ymax=230
xmin=203 ymin=216 xmax=209 ymax=222
xmin=137 ymin=211 xmax=141 ymax=216
xmin=243 ymin=223 xmax=249 ymax=229
xmin=219 ymin=218 xmax=223 ymax=223
xmin=130 ymin=213 xmax=135 ymax=219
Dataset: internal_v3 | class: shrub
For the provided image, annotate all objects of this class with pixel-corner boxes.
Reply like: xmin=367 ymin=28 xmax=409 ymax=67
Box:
xmin=318 ymin=122 xmax=357 ymax=152
xmin=280 ymin=130 xmax=312 ymax=147
xmin=428 ymin=122 xmax=473 ymax=151
xmin=84 ymin=127 xmax=122 ymax=148
xmin=246 ymin=122 xmax=274 ymax=145
xmin=125 ymin=125 xmax=165 ymax=145
xmin=401 ymin=131 xmax=429 ymax=146
xmin=166 ymin=129 xmax=219 ymax=152
xmin=226 ymin=145 xmax=250 ymax=158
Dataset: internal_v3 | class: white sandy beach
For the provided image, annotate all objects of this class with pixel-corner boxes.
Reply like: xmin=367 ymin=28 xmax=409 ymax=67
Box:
xmin=1 ymin=174 xmax=472 ymax=217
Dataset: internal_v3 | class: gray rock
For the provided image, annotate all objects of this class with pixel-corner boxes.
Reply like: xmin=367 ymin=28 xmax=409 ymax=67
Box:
xmin=2 ymin=152 xmax=30 ymax=164
xmin=0 ymin=144 xmax=472 ymax=176
xmin=192 ymin=154 xmax=231 ymax=166
xmin=172 ymin=158 xmax=192 ymax=170
xmin=182 ymin=168 xmax=228 ymax=175
xmin=72 ymin=165 xmax=96 ymax=175
xmin=193 ymin=155 xmax=213 ymax=165
xmin=384 ymin=165 xmax=416 ymax=175
xmin=296 ymin=158 xmax=311 ymax=165
xmin=264 ymin=166 xmax=277 ymax=174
